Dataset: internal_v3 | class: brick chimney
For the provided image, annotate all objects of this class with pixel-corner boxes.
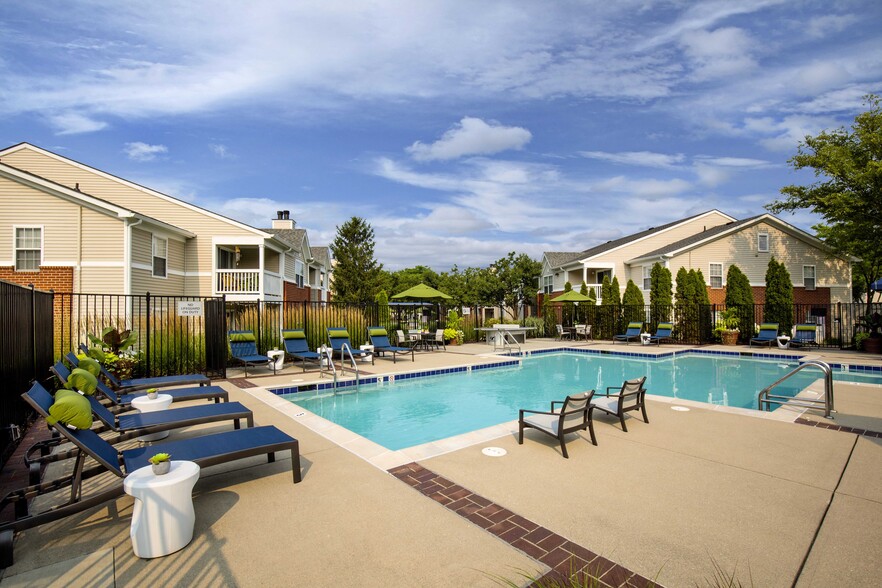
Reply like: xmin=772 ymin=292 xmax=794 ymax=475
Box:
xmin=272 ymin=210 xmax=295 ymax=230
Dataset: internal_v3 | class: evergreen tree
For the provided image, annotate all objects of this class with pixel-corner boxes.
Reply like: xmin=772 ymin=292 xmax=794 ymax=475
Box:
xmin=765 ymin=257 xmax=794 ymax=333
xmin=600 ymin=276 xmax=613 ymax=305
xmin=649 ymin=262 xmax=673 ymax=326
xmin=725 ymin=265 xmax=754 ymax=338
xmin=329 ymin=217 xmax=383 ymax=304
xmin=609 ymin=276 xmax=622 ymax=306
xmin=693 ymin=269 xmax=713 ymax=341
xmin=622 ymin=279 xmax=645 ymax=323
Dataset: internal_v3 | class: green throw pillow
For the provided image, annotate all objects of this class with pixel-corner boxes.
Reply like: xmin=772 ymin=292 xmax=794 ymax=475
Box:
xmin=230 ymin=332 xmax=256 ymax=342
xmin=282 ymin=330 xmax=306 ymax=340
xmin=77 ymin=356 xmax=102 ymax=377
xmin=328 ymin=329 xmax=350 ymax=339
xmin=47 ymin=389 xmax=93 ymax=430
xmin=66 ymin=368 xmax=98 ymax=396
xmin=369 ymin=328 xmax=388 ymax=337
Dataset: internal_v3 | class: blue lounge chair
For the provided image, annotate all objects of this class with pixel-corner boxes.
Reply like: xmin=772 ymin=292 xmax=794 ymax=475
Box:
xmin=790 ymin=324 xmax=819 ymax=348
xmin=647 ymin=322 xmax=673 ymax=345
xmin=78 ymin=343 xmax=210 ymax=391
xmin=281 ymin=329 xmax=321 ymax=371
xmin=750 ymin=323 xmax=779 ymax=347
xmin=327 ymin=328 xmax=372 ymax=365
xmin=229 ymin=330 xmax=276 ymax=375
xmin=63 ymin=356 xmax=228 ymax=404
xmin=613 ymin=322 xmax=643 ymax=344
xmin=3 ymin=382 xmax=301 ymax=566
xmin=368 ymin=327 xmax=414 ymax=363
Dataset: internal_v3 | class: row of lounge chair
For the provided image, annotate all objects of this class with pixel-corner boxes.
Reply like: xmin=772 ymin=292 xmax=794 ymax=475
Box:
xmin=519 ymin=376 xmax=649 ymax=458
xmin=228 ymin=326 xmax=440 ymax=375
xmin=0 ymin=351 xmax=302 ymax=567
xmin=607 ymin=321 xmax=820 ymax=347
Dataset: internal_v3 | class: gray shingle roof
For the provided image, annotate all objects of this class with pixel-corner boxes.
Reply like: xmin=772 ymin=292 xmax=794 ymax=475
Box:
xmin=310 ymin=246 xmax=329 ymax=267
xmin=264 ymin=228 xmax=307 ymax=250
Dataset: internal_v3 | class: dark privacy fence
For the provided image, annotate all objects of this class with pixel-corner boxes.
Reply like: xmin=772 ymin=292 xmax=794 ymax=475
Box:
xmin=0 ymin=281 xmax=54 ymax=463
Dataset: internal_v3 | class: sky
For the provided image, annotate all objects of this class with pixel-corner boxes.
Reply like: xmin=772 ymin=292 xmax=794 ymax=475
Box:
xmin=1 ymin=1 xmax=880 ymax=271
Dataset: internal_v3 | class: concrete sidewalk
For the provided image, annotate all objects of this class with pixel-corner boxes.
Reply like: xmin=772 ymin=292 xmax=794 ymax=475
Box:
xmin=2 ymin=342 xmax=881 ymax=587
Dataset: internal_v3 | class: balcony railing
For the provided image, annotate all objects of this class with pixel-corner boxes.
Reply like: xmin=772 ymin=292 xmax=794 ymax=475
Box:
xmin=216 ymin=269 xmax=259 ymax=295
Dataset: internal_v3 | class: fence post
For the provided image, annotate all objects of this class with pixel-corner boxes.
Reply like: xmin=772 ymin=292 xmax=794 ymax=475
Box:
xmin=145 ymin=292 xmax=151 ymax=377
xmin=838 ymin=302 xmax=843 ymax=349
xmin=29 ymin=284 xmax=37 ymax=382
xmin=256 ymin=300 xmax=262 ymax=353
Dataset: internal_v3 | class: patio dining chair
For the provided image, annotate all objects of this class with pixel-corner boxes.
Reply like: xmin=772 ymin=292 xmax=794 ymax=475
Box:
xmin=432 ymin=329 xmax=446 ymax=351
xmin=518 ymin=391 xmax=596 ymax=458
xmin=555 ymin=324 xmax=572 ymax=340
xmin=591 ymin=376 xmax=648 ymax=432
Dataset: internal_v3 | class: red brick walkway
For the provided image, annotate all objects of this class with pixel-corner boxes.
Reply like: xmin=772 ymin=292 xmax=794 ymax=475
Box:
xmin=389 ymin=462 xmax=656 ymax=587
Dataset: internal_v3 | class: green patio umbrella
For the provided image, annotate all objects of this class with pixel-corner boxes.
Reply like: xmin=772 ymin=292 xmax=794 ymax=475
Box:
xmin=391 ymin=283 xmax=452 ymax=301
xmin=551 ymin=290 xmax=593 ymax=303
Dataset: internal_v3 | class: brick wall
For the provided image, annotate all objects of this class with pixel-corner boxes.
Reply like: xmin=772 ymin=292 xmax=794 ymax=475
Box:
xmin=283 ymin=281 xmax=311 ymax=302
xmin=0 ymin=266 xmax=73 ymax=292
xmin=706 ymin=285 xmax=831 ymax=306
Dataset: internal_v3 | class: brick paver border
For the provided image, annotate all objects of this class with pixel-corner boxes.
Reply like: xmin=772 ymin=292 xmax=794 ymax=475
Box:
xmin=794 ymin=417 xmax=882 ymax=437
xmin=389 ymin=462 xmax=658 ymax=587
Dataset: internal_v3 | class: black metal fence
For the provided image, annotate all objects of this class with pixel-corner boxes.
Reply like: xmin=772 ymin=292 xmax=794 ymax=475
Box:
xmin=544 ymin=301 xmax=880 ymax=348
xmin=0 ymin=281 xmax=54 ymax=463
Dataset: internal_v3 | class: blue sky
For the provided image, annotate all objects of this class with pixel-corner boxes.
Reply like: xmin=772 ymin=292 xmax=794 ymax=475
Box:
xmin=1 ymin=1 xmax=880 ymax=270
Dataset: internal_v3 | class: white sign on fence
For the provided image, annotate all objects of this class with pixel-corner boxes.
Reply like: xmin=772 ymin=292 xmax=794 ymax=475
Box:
xmin=177 ymin=301 xmax=204 ymax=317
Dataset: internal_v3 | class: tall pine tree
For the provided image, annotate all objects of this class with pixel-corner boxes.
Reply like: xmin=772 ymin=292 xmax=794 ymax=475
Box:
xmin=329 ymin=217 xmax=383 ymax=304
xmin=725 ymin=264 xmax=754 ymax=338
xmin=622 ymin=279 xmax=645 ymax=323
xmin=649 ymin=262 xmax=673 ymax=326
xmin=765 ymin=257 xmax=794 ymax=333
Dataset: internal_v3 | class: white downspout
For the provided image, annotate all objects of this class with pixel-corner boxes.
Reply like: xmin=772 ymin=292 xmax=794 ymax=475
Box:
xmin=123 ymin=216 xmax=142 ymax=296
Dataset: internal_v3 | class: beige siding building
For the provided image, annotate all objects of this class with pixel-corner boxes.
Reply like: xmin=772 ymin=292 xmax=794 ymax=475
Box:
xmin=541 ymin=210 xmax=852 ymax=307
xmin=0 ymin=143 xmax=328 ymax=300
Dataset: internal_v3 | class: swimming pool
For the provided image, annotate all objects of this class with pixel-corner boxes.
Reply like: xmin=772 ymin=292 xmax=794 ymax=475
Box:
xmin=279 ymin=351 xmax=881 ymax=451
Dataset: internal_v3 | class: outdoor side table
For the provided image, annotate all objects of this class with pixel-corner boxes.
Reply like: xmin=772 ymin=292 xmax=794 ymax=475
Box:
xmin=124 ymin=460 xmax=200 ymax=558
xmin=640 ymin=333 xmax=651 ymax=345
xmin=777 ymin=336 xmax=791 ymax=349
xmin=130 ymin=393 xmax=173 ymax=441
xmin=359 ymin=344 xmax=374 ymax=363
xmin=267 ymin=349 xmax=285 ymax=371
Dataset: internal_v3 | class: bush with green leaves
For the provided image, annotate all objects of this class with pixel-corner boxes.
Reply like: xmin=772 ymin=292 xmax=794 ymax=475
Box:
xmin=622 ymin=279 xmax=645 ymax=323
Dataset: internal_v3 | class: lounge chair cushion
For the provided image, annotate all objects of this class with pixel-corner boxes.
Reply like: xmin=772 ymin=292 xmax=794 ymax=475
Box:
xmin=328 ymin=329 xmax=350 ymax=339
xmin=66 ymin=368 xmax=98 ymax=395
xmin=76 ymin=356 xmax=102 ymax=378
xmin=230 ymin=332 xmax=256 ymax=342
xmin=522 ymin=413 xmax=561 ymax=435
xmin=591 ymin=397 xmax=619 ymax=414
xmin=282 ymin=330 xmax=306 ymax=340
xmin=48 ymin=389 xmax=93 ymax=430
xmin=368 ymin=327 xmax=388 ymax=337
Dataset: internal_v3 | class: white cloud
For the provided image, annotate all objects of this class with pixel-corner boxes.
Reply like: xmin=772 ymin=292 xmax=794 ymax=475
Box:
xmin=47 ymin=112 xmax=108 ymax=135
xmin=209 ymin=143 xmax=233 ymax=159
xmin=123 ymin=142 xmax=168 ymax=162
xmin=680 ymin=27 xmax=757 ymax=80
xmin=579 ymin=151 xmax=685 ymax=169
xmin=406 ymin=118 xmax=532 ymax=162
xmin=805 ymin=14 xmax=859 ymax=39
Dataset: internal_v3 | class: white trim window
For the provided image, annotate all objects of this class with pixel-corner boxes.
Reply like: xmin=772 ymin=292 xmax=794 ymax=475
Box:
xmin=709 ymin=263 xmax=723 ymax=289
xmin=803 ymin=265 xmax=816 ymax=290
xmin=14 ymin=226 xmax=42 ymax=271
xmin=757 ymin=232 xmax=769 ymax=252
xmin=642 ymin=265 xmax=652 ymax=290
xmin=295 ymin=259 xmax=305 ymax=288
xmin=152 ymin=235 xmax=168 ymax=278
xmin=542 ymin=275 xmax=553 ymax=294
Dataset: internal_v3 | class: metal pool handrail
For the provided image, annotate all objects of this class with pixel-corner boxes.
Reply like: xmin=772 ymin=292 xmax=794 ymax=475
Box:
xmin=757 ymin=360 xmax=834 ymax=418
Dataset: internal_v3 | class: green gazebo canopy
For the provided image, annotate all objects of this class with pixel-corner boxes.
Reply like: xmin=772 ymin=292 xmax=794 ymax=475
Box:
xmin=391 ymin=283 xmax=452 ymax=301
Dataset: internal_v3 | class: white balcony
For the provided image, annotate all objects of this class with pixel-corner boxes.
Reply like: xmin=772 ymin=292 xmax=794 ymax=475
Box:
xmin=215 ymin=269 xmax=282 ymax=301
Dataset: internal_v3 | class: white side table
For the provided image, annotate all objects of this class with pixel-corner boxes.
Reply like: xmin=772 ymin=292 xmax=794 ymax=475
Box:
xmin=777 ymin=336 xmax=791 ymax=349
xmin=359 ymin=344 xmax=374 ymax=363
xmin=267 ymin=349 xmax=285 ymax=371
xmin=640 ymin=333 xmax=651 ymax=345
xmin=124 ymin=460 xmax=200 ymax=558
xmin=130 ymin=393 xmax=173 ymax=441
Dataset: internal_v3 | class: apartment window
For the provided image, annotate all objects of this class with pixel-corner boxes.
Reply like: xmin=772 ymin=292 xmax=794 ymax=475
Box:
xmin=804 ymin=265 xmax=816 ymax=290
xmin=709 ymin=263 xmax=723 ymax=289
xmin=757 ymin=232 xmax=769 ymax=252
xmin=14 ymin=227 xmax=42 ymax=271
xmin=642 ymin=265 xmax=652 ymax=290
xmin=295 ymin=259 xmax=305 ymax=288
xmin=152 ymin=236 xmax=167 ymax=278
xmin=542 ymin=275 xmax=553 ymax=294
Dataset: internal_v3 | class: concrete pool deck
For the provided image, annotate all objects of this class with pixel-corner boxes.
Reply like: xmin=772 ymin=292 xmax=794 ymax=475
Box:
xmin=2 ymin=340 xmax=881 ymax=586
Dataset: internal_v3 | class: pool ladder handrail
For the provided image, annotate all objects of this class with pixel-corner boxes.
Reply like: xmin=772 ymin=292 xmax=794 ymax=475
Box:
xmin=318 ymin=345 xmax=337 ymax=386
xmin=498 ymin=329 xmax=521 ymax=353
xmin=337 ymin=342 xmax=360 ymax=392
xmin=757 ymin=360 xmax=834 ymax=419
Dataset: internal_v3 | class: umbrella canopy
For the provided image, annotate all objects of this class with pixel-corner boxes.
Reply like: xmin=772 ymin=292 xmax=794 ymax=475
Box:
xmin=391 ymin=283 xmax=452 ymax=301
xmin=552 ymin=290 xmax=593 ymax=303
xmin=871 ymin=278 xmax=882 ymax=292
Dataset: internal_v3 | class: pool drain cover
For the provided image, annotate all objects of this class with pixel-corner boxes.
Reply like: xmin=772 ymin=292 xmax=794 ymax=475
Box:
xmin=671 ymin=406 xmax=690 ymax=412
xmin=482 ymin=447 xmax=507 ymax=457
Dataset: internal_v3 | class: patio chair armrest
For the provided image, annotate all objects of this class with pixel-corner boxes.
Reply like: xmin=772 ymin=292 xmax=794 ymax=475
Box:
xmin=550 ymin=400 xmax=564 ymax=411
xmin=603 ymin=387 xmax=618 ymax=396
xmin=519 ymin=408 xmax=552 ymax=418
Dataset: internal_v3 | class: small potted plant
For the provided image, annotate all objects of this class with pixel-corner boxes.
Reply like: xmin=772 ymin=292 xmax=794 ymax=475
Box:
xmin=149 ymin=452 xmax=172 ymax=475
xmin=146 ymin=387 xmax=159 ymax=400
xmin=714 ymin=308 xmax=741 ymax=346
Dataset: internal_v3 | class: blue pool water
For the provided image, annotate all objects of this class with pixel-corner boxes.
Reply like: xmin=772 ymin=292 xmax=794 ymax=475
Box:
xmin=281 ymin=352 xmax=881 ymax=451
